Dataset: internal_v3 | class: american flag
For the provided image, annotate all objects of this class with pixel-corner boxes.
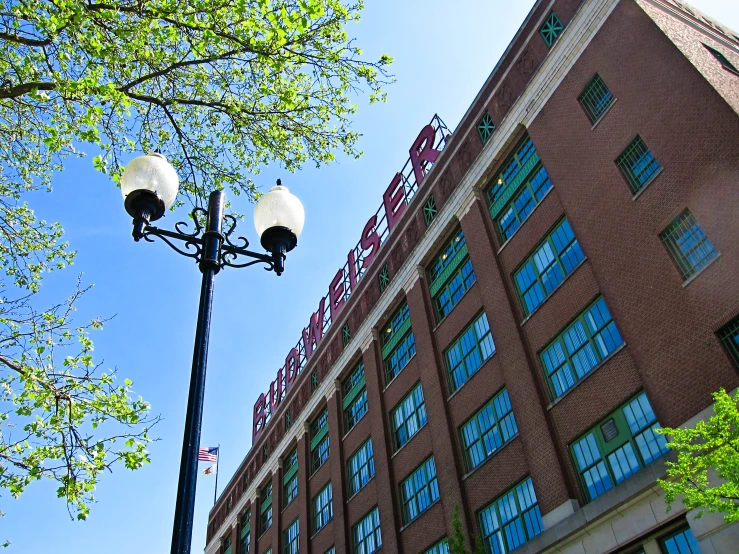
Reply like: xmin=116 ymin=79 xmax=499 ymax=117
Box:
xmin=198 ymin=447 xmax=218 ymax=463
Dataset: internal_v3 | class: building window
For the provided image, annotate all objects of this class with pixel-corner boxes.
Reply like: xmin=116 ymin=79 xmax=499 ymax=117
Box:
xmin=283 ymin=448 xmax=298 ymax=506
xmin=445 ymin=312 xmax=496 ymax=393
xmin=310 ymin=408 xmax=330 ymax=474
xmin=540 ymin=12 xmax=564 ymax=47
xmin=223 ymin=535 xmax=233 ymax=554
xmin=242 ymin=472 xmax=250 ymax=491
xmin=343 ymin=362 xmax=368 ymax=433
xmin=428 ymin=229 xmax=476 ymax=320
xmin=311 ymin=371 xmax=318 ymax=392
xmin=541 ymin=297 xmax=623 ymax=399
xmin=264 ymin=550 xmax=272 ymax=554
xmin=259 ymin=482 xmax=273 ymax=536
xmin=391 ymin=383 xmax=427 ymax=451
xmin=461 ymin=388 xmax=517 ymax=472
xmin=659 ymin=210 xmax=718 ymax=281
xmin=424 ymin=196 xmax=438 ymax=226
xmin=324 ymin=549 xmax=335 ymax=554
xmin=703 ymin=43 xmax=739 ymax=75
xmin=424 ymin=539 xmax=449 ymax=554
xmin=284 ymin=519 xmax=299 ymax=554
xmin=312 ymin=482 xmax=333 ymax=534
xmin=342 ymin=323 xmax=351 ymax=347
xmin=514 ymin=218 xmax=585 ymax=316
xmin=487 ymin=135 xmax=553 ymax=241
xmin=578 ymin=74 xmax=615 ymax=124
xmin=226 ymin=497 xmax=232 ymax=514
xmin=353 ymin=507 xmax=382 ymax=554
xmin=479 ymin=477 xmax=543 ymax=553
xmin=240 ymin=513 xmax=251 ymax=553
xmin=571 ymin=391 xmax=669 ymax=502
xmin=477 ymin=111 xmax=496 ymax=144
xmin=263 ymin=442 xmax=270 ymax=461
xmin=400 ymin=456 xmax=440 ymax=525
xmin=347 ymin=439 xmax=375 ymax=496
xmin=718 ymin=315 xmax=739 ymax=368
xmin=615 ymin=136 xmax=662 ymax=194
xmin=381 ymin=302 xmax=416 ymax=384
xmin=285 ymin=408 xmax=292 ymax=431
xmin=660 ymin=525 xmax=701 ymax=554
xmin=379 ymin=264 xmax=390 ymax=293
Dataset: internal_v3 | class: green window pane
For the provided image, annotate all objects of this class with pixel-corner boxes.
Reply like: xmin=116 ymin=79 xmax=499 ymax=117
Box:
xmin=615 ymin=136 xmax=662 ymax=194
xmin=718 ymin=315 xmax=739 ymax=368
xmin=311 ymin=371 xmax=318 ymax=392
xmin=283 ymin=448 xmax=298 ymax=505
xmin=345 ymin=389 xmax=368 ymax=432
xmin=540 ymin=297 xmax=623 ymax=398
xmin=514 ymin=218 xmax=584 ymax=316
xmin=391 ymin=383 xmax=427 ymax=451
xmin=312 ymin=482 xmax=333 ymax=534
xmin=379 ymin=264 xmax=390 ymax=293
xmin=540 ymin=12 xmax=564 ymax=47
xmin=660 ymin=526 xmax=701 ymax=554
xmin=570 ymin=391 xmax=669 ymax=502
xmin=223 ymin=534 xmax=232 ymax=554
xmin=285 ymin=407 xmax=292 ymax=431
xmin=310 ymin=409 xmax=330 ymax=473
xmin=263 ymin=443 xmax=269 ymax=460
xmin=382 ymin=302 xmax=416 ymax=384
xmin=478 ymin=477 xmax=543 ymax=553
xmin=461 ymin=388 xmax=517 ymax=471
xmin=428 ymin=229 xmax=476 ymax=320
xmin=495 ymin=165 xmax=553 ymax=241
xmin=353 ymin=507 xmax=382 ymax=554
xmin=343 ymin=361 xmax=368 ymax=432
xmin=424 ymin=196 xmax=438 ymax=226
xmin=347 ymin=439 xmax=375 ymax=496
xmin=578 ymin=74 xmax=615 ymax=123
xmin=342 ymin=323 xmax=351 ymax=347
xmin=423 ymin=538 xmax=449 ymax=554
xmin=477 ymin=111 xmax=496 ymax=144
xmin=487 ymin=135 xmax=542 ymax=223
xmin=283 ymin=519 xmax=299 ymax=554
xmin=660 ymin=210 xmax=718 ymax=280
xmin=400 ymin=456 xmax=440 ymax=524
xmin=445 ymin=312 xmax=496 ymax=393
xmin=259 ymin=483 xmax=273 ymax=535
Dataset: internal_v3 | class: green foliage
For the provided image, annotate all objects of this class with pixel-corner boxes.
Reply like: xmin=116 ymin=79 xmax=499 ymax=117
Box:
xmin=449 ymin=504 xmax=485 ymax=554
xmin=657 ymin=388 xmax=739 ymax=523
xmin=0 ymin=0 xmax=391 ymax=523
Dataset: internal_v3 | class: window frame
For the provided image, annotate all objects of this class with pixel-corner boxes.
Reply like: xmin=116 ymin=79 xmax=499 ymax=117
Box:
xmin=312 ymin=482 xmax=334 ymax=535
xmin=343 ymin=362 xmax=368 ymax=433
xmin=423 ymin=538 xmax=450 ymax=554
xmin=283 ymin=448 xmax=299 ymax=506
xmin=445 ymin=312 xmax=496 ymax=394
xmin=540 ymin=11 xmax=564 ymax=47
xmin=428 ymin=229 xmax=476 ymax=321
xmin=570 ymin=391 xmax=670 ymax=502
xmin=578 ymin=73 xmax=616 ymax=124
xmin=259 ymin=482 xmax=273 ymax=536
xmin=310 ymin=408 xmax=330 ymax=474
xmin=283 ymin=519 xmax=299 ymax=554
xmin=391 ymin=382 xmax=428 ymax=452
xmin=539 ymin=296 xmax=623 ymax=399
xmin=659 ymin=525 xmax=701 ymax=554
xmin=615 ymin=135 xmax=662 ymax=194
xmin=659 ymin=209 xmax=718 ymax=281
xmin=381 ymin=302 xmax=417 ymax=385
xmin=718 ymin=314 xmax=739 ymax=368
xmin=460 ymin=388 xmax=518 ymax=472
xmin=352 ymin=506 xmax=382 ymax=554
xmin=347 ymin=438 xmax=375 ymax=497
xmin=513 ymin=218 xmax=585 ymax=317
xmin=400 ymin=456 xmax=440 ymax=525
xmin=478 ymin=477 xmax=544 ymax=553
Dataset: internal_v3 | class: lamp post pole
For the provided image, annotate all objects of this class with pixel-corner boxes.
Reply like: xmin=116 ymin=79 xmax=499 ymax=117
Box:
xmin=170 ymin=190 xmax=222 ymax=554
xmin=119 ymin=153 xmax=305 ymax=554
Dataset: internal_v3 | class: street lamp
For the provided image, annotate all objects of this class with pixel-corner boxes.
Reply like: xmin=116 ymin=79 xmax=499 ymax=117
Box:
xmin=120 ymin=153 xmax=305 ymax=554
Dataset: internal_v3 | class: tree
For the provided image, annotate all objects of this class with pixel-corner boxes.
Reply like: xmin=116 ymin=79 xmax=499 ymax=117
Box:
xmin=448 ymin=504 xmax=486 ymax=554
xmin=657 ymin=388 xmax=739 ymax=523
xmin=0 ymin=0 xmax=391 ymax=522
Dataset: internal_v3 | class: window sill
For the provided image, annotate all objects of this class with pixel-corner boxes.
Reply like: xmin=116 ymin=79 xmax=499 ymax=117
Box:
xmin=398 ymin=499 xmax=441 ymax=533
xmin=461 ymin=434 xmax=520 ymax=481
xmin=519 ymin=257 xmax=588 ymax=328
xmin=445 ymin=352 xmax=497 ymax=403
xmin=630 ymin=167 xmax=663 ymax=201
xmin=390 ymin=423 xmax=428 ymax=459
xmin=496 ymin=187 xmax=555 ymax=255
xmin=431 ymin=281 xmax=478 ymax=333
xmin=345 ymin=476 xmax=375 ymax=504
xmin=546 ymin=343 xmax=627 ymax=410
xmin=382 ymin=352 xmax=417 ymax=393
xmin=589 ymin=98 xmax=617 ymax=130
xmin=681 ymin=253 xmax=720 ymax=289
xmin=310 ymin=517 xmax=334 ymax=540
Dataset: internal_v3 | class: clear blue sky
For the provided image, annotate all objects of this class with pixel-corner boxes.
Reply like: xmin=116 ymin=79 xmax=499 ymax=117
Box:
xmin=6 ymin=1 xmax=739 ymax=552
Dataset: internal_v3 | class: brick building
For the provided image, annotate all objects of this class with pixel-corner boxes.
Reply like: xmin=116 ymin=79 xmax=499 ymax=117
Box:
xmin=205 ymin=0 xmax=739 ymax=553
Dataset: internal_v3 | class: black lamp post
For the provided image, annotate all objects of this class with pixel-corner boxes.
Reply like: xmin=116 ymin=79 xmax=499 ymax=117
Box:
xmin=120 ymin=153 xmax=305 ymax=554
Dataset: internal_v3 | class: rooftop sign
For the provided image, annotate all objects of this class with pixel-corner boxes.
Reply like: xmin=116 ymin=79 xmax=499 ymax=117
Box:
xmin=252 ymin=115 xmax=450 ymax=440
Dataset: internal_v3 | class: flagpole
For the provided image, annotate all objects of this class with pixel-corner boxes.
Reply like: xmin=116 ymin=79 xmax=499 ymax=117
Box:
xmin=213 ymin=444 xmax=220 ymax=506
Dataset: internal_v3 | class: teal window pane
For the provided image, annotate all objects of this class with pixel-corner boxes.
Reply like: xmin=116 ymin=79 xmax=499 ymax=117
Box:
xmin=382 ymin=302 xmax=416 ymax=383
xmin=391 ymin=384 xmax=427 ymax=451
xmin=353 ymin=508 xmax=382 ymax=554
xmin=446 ymin=313 xmax=496 ymax=392
xmin=312 ymin=483 xmax=333 ymax=534
xmin=400 ymin=457 xmax=440 ymax=524
xmin=661 ymin=526 xmax=701 ymax=554
xmin=540 ymin=12 xmax=564 ymax=47
xmin=283 ymin=519 xmax=299 ymax=554
xmin=423 ymin=196 xmax=438 ymax=226
xmin=478 ymin=111 xmax=496 ymax=144
xmin=660 ymin=210 xmax=718 ymax=280
xmin=479 ymin=477 xmax=543 ymax=554
xmin=379 ymin=264 xmax=390 ymax=292
xmin=345 ymin=389 xmax=368 ymax=431
xmin=347 ymin=440 xmax=375 ymax=496
xmin=461 ymin=389 xmax=517 ymax=471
